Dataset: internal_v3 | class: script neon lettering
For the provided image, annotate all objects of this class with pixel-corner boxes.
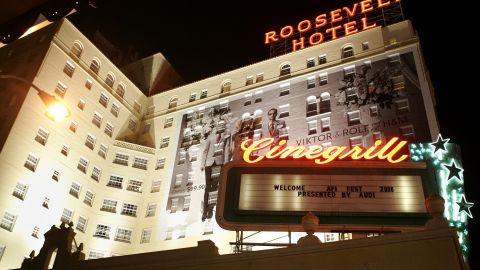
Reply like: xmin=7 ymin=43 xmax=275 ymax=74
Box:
xmin=241 ymin=137 xmax=409 ymax=164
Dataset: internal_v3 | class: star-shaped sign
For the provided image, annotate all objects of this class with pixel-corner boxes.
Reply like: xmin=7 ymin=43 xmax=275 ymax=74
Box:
xmin=457 ymin=194 xmax=474 ymax=219
xmin=431 ymin=134 xmax=449 ymax=153
xmin=443 ymin=161 xmax=463 ymax=181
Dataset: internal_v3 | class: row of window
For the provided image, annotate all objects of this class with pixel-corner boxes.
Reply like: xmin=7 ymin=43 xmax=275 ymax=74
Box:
xmin=112 ymin=153 xmax=149 ymax=170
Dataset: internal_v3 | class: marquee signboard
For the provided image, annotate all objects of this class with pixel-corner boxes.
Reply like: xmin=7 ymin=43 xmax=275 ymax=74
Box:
xmin=216 ymin=160 xmax=434 ymax=232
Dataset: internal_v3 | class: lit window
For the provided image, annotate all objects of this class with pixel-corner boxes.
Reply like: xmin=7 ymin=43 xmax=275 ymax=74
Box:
xmin=349 ymin=136 xmax=363 ymax=148
xmin=155 ymin=158 xmax=166 ymax=170
xmin=69 ymin=182 xmax=81 ymax=198
xmin=92 ymin=112 xmax=103 ymax=128
xmin=101 ymin=199 xmax=117 ymax=213
xmin=107 ymin=175 xmax=123 ymax=189
xmin=200 ymin=89 xmax=208 ymax=99
xmin=279 ymin=83 xmax=290 ymax=97
xmin=61 ymin=144 xmax=70 ymax=156
xmin=98 ymin=144 xmax=108 ymax=159
xmin=344 ymin=65 xmax=356 ymax=79
xmin=114 ymin=153 xmax=129 ymax=166
xmin=395 ymin=99 xmax=410 ymax=114
xmin=342 ymin=45 xmax=354 ymax=58
xmin=146 ymin=203 xmax=157 ymax=217
xmin=85 ymin=79 xmax=93 ymax=90
xmin=306 ymin=96 xmax=317 ymax=117
xmin=246 ymin=76 xmax=254 ymax=85
xmin=256 ymin=73 xmax=264 ymax=83
xmin=221 ymin=81 xmax=231 ymax=93
xmin=91 ymin=166 xmax=101 ymax=182
xmin=24 ymin=153 xmax=39 ymax=172
xmin=99 ymin=92 xmax=109 ymax=107
xmin=89 ymin=58 xmax=101 ymax=74
xmin=88 ymin=250 xmax=105 ymax=259
xmin=168 ymin=96 xmax=178 ymax=109
xmin=160 ymin=137 xmax=170 ymax=148
xmin=78 ymin=99 xmax=85 ymax=110
xmin=71 ymin=41 xmax=83 ymax=58
xmin=63 ymin=61 xmax=75 ymax=77
xmin=116 ymin=83 xmax=125 ymax=98
xmin=164 ymin=117 xmax=173 ymax=128
xmin=0 ymin=212 xmax=17 ymax=231
xmin=319 ymin=92 xmax=331 ymax=114
xmin=52 ymin=170 xmax=60 ymax=181
xmin=319 ymin=72 xmax=328 ymax=86
xmin=55 ymin=81 xmax=67 ymax=98
xmin=140 ymin=229 xmax=152 ymax=244
xmin=183 ymin=196 xmax=191 ymax=211
xmin=362 ymin=41 xmax=369 ymax=50
xmin=121 ymin=203 xmax=138 ymax=217
xmin=278 ymin=104 xmax=290 ymax=118
xmin=76 ymin=216 xmax=87 ymax=233
xmin=94 ymin=224 xmax=111 ymax=239
xmin=347 ymin=110 xmax=361 ymax=126
xmin=60 ymin=208 xmax=73 ymax=224
xmin=85 ymin=133 xmax=96 ymax=150
xmin=105 ymin=73 xmax=115 ymax=88
xmin=12 ymin=182 xmax=28 ymax=200
xmin=280 ymin=64 xmax=291 ymax=76
xmin=318 ymin=54 xmax=327 ymax=64
xmin=115 ymin=228 xmax=132 ymax=243
xmin=134 ymin=100 xmax=141 ymax=113
xmin=128 ymin=119 xmax=137 ymax=131
xmin=320 ymin=117 xmax=330 ymax=132
xmin=306 ymin=58 xmax=315 ymax=68
xmin=77 ymin=156 xmax=89 ymax=173
xmin=127 ymin=179 xmax=143 ymax=193
xmin=105 ymin=122 xmax=114 ymax=137
xmin=69 ymin=121 xmax=78 ymax=132
xmin=110 ymin=102 xmax=120 ymax=117
xmin=84 ymin=190 xmax=95 ymax=206
xmin=189 ymin=93 xmax=197 ymax=102
xmin=308 ymin=120 xmax=317 ymax=135
xmin=151 ymin=180 xmax=161 ymax=193
xmin=32 ymin=226 xmax=40 ymax=238
xmin=35 ymin=127 xmax=49 ymax=145
xmin=133 ymin=156 xmax=148 ymax=170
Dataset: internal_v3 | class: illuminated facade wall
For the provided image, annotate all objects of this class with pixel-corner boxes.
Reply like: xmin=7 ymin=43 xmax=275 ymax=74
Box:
xmin=0 ymin=19 xmax=438 ymax=268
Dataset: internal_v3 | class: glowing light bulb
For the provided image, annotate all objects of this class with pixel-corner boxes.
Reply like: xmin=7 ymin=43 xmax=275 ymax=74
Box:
xmin=47 ymin=102 xmax=69 ymax=121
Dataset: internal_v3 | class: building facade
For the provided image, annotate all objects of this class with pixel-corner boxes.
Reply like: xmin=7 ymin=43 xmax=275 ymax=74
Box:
xmin=0 ymin=18 xmax=439 ymax=269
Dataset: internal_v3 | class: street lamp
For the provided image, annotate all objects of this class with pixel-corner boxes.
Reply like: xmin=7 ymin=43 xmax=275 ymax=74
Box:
xmin=0 ymin=74 xmax=70 ymax=121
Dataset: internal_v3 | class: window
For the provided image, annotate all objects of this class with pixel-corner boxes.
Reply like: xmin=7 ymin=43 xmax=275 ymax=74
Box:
xmin=85 ymin=79 xmax=93 ymax=90
xmin=84 ymin=190 xmax=95 ymax=206
xmin=183 ymin=196 xmax=191 ymax=211
xmin=280 ymin=64 xmax=291 ymax=76
xmin=178 ymin=150 xmax=186 ymax=165
xmin=55 ymin=81 xmax=67 ymax=98
xmin=52 ymin=170 xmax=60 ymax=181
xmin=364 ymin=60 xmax=372 ymax=69
xmin=392 ymin=75 xmax=405 ymax=91
xmin=246 ymin=76 xmax=254 ymax=85
xmin=90 ymin=58 xmax=101 ymax=74
xmin=256 ymin=73 xmax=264 ymax=82
xmin=362 ymin=41 xmax=369 ymax=50
xmin=127 ymin=179 xmax=142 ymax=193
xmin=395 ymin=99 xmax=410 ymax=114
xmin=307 ymin=76 xmax=316 ymax=89
xmin=320 ymin=117 xmax=330 ymax=132
xmin=76 ymin=216 xmax=87 ymax=233
xmin=70 ymin=182 xmax=81 ymax=198
xmin=373 ymin=131 xmax=383 ymax=143
xmin=344 ymin=65 xmax=356 ymax=79
xmin=308 ymin=121 xmax=317 ymax=135
xmin=110 ymin=102 xmax=120 ymax=117
xmin=170 ymin=198 xmax=179 ymax=213
xmin=101 ymin=199 xmax=117 ymax=213
xmin=278 ymin=104 xmax=290 ymax=118
xmin=347 ymin=110 xmax=361 ymax=126
xmin=306 ymin=58 xmax=315 ymax=68
xmin=69 ymin=121 xmax=78 ymax=132
xmin=253 ymin=91 xmax=262 ymax=103
xmin=140 ymin=229 xmax=152 ymax=243
xmin=187 ymin=172 xmax=194 ymax=186
xmin=133 ymin=156 xmax=148 ymax=170
xmin=369 ymin=105 xmax=378 ymax=117
xmin=113 ymin=153 xmax=129 ymax=166
xmin=203 ymin=219 xmax=214 ymax=234
xmin=61 ymin=144 xmax=70 ymax=156
xmin=243 ymin=93 xmax=252 ymax=106
xmin=146 ymin=203 xmax=156 ymax=217
xmin=160 ymin=137 xmax=170 ymax=148
xmin=342 ymin=45 xmax=354 ymax=58
xmin=91 ymin=166 xmax=101 ymax=181
xmin=35 ymin=127 xmax=49 ymax=145
xmin=319 ymin=92 xmax=331 ymax=114
xmin=155 ymin=158 xmax=166 ymax=170
xmin=133 ymin=100 xmax=141 ymax=113
xmin=208 ymin=190 xmax=218 ymax=205
xmin=105 ymin=122 xmax=114 ymax=137
xmin=99 ymin=92 xmax=109 ymax=107
xmin=77 ymin=157 xmax=89 ymax=173
xmin=105 ymin=73 xmax=115 ymax=88
xmin=168 ymin=96 xmax=178 ymax=109
xmin=12 ymin=182 xmax=28 ymax=200
xmin=151 ymin=180 xmax=161 ymax=193
xmin=60 ymin=208 xmax=73 ymax=224
xmin=399 ymin=125 xmax=415 ymax=140
xmin=63 ymin=61 xmax=75 ymax=77
xmin=349 ymin=136 xmax=363 ymax=148
xmin=164 ymin=117 xmax=173 ymax=128
xmin=24 ymin=153 xmax=39 ymax=172
xmin=88 ymin=250 xmax=105 ymax=259
xmin=388 ymin=53 xmax=401 ymax=66
xmin=174 ymin=174 xmax=183 ymax=188
xmin=318 ymin=54 xmax=327 ymax=64
xmin=107 ymin=175 xmax=123 ymax=189
xmin=78 ymin=99 xmax=85 ymax=110
xmin=221 ymin=81 xmax=231 ymax=93
xmin=1 ymin=212 xmax=16 ymax=231
xmin=189 ymin=93 xmax=197 ymax=102
xmin=71 ymin=41 xmax=83 ymax=58
xmin=200 ymin=89 xmax=208 ymax=99
xmin=279 ymin=83 xmax=290 ymax=96
xmin=121 ymin=203 xmax=138 ymax=217
xmin=325 ymin=233 xmax=337 ymax=242
xmin=319 ymin=73 xmax=328 ymax=86
xmin=94 ymin=224 xmax=111 ymax=238
xmin=306 ymin=96 xmax=317 ymax=117
xmin=85 ymin=134 xmax=96 ymax=150
xmin=128 ymin=119 xmax=137 ymax=131
xmin=92 ymin=112 xmax=103 ymax=128
xmin=115 ymin=228 xmax=132 ymax=243
xmin=43 ymin=197 xmax=50 ymax=208
xmin=98 ymin=144 xmax=108 ymax=159
xmin=116 ymin=83 xmax=125 ymax=98
xmin=32 ymin=226 xmax=40 ymax=238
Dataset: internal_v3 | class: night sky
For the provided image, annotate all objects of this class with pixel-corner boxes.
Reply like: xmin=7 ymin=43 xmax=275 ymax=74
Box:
xmin=69 ymin=0 xmax=477 ymax=266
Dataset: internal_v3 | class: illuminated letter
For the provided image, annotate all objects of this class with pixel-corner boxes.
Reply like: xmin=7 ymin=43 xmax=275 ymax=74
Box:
xmin=315 ymin=146 xmax=347 ymax=164
xmin=385 ymin=140 xmax=409 ymax=163
xmin=280 ymin=26 xmax=294 ymax=38
xmin=361 ymin=17 xmax=377 ymax=30
xmin=298 ymin=20 xmax=312 ymax=33
xmin=241 ymin=138 xmax=274 ymax=163
xmin=309 ymin=33 xmax=324 ymax=46
xmin=339 ymin=145 xmax=365 ymax=160
xmin=315 ymin=14 xmax=327 ymax=28
xmin=360 ymin=0 xmax=374 ymax=13
xmin=377 ymin=0 xmax=391 ymax=8
xmin=326 ymin=25 xmax=342 ymax=40
xmin=375 ymin=137 xmax=408 ymax=162
xmin=265 ymin=31 xmax=279 ymax=44
xmin=304 ymin=146 xmax=324 ymax=159
xmin=278 ymin=146 xmax=307 ymax=159
xmin=292 ymin=37 xmax=305 ymax=51
xmin=343 ymin=4 xmax=358 ymax=17
xmin=344 ymin=21 xmax=358 ymax=35
xmin=265 ymin=140 xmax=287 ymax=159
xmin=362 ymin=140 xmax=383 ymax=159
xmin=330 ymin=9 xmax=343 ymax=23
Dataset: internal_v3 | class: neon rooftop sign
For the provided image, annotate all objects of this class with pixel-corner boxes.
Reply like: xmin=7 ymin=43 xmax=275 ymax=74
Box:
xmin=241 ymin=137 xmax=409 ymax=164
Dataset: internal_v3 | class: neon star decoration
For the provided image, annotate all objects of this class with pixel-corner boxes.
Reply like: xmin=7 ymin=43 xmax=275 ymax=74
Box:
xmin=443 ymin=161 xmax=463 ymax=181
xmin=457 ymin=194 xmax=474 ymax=219
xmin=430 ymin=134 xmax=449 ymax=153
